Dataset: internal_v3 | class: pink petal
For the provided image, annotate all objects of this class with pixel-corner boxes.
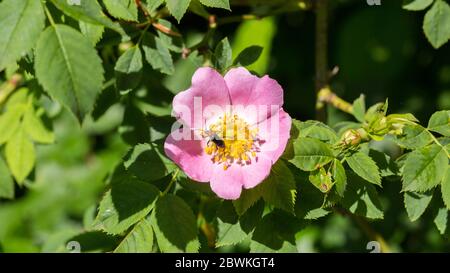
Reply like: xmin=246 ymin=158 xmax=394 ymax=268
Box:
xmin=172 ymin=67 xmax=231 ymax=128
xmin=224 ymin=67 xmax=259 ymax=106
xmin=257 ymin=108 xmax=292 ymax=163
xmin=164 ymin=130 xmax=215 ymax=182
xmin=241 ymin=155 xmax=273 ymax=189
xmin=224 ymin=67 xmax=283 ymax=124
xmin=210 ymin=164 xmax=243 ymax=200
xmin=209 ymin=155 xmax=272 ymax=200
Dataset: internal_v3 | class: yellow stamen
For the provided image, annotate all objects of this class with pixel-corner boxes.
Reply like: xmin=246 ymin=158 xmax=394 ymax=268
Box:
xmin=203 ymin=114 xmax=260 ymax=170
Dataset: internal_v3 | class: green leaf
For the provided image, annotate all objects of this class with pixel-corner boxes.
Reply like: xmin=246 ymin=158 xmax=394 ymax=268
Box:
xmin=79 ymin=21 xmax=104 ymax=45
xmin=333 ymin=159 xmax=347 ymax=197
xmin=35 ymin=25 xmax=104 ymax=122
xmin=346 ymin=151 xmax=381 ymax=186
xmin=434 ymin=207 xmax=448 ymax=234
xmin=423 ymin=0 xmax=450 ymax=48
xmin=94 ymin=172 xmax=160 ymax=234
xmin=5 ymin=87 xmax=30 ymax=108
xmin=115 ymin=46 xmax=143 ymax=93
xmin=428 ymin=110 xmax=450 ymax=136
xmin=309 ymin=167 xmax=333 ymax=193
xmin=5 ymin=128 xmax=35 ymax=184
xmin=233 ymin=186 xmax=262 ymax=216
xmin=0 ymin=0 xmax=45 ymax=71
xmin=199 ymin=0 xmax=230 ymax=10
xmin=119 ymin=104 xmax=151 ymax=145
xmin=403 ymin=0 xmax=434 ymax=11
xmin=249 ymin=240 xmax=297 ymax=253
xmin=288 ymin=137 xmax=334 ymax=171
xmin=296 ymin=120 xmax=338 ymax=144
xmin=232 ymin=45 xmax=263 ymax=67
xmin=260 ymin=160 xmax=296 ymax=213
xmin=114 ymin=218 xmax=154 ymax=253
xmin=156 ymin=19 xmax=183 ymax=53
xmin=68 ymin=231 xmax=120 ymax=252
xmin=304 ymin=208 xmax=330 ymax=220
xmin=368 ymin=149 xmax=400 ymax=177
xmin=142 ymin=33 xmax=175 ymax=75
xmin=352 ymin=94 xmax=366 ymax=122
xmin=394 ymin=124 xmax=433 ymax=149
xmin=50 ymin=0 xmax=127 ymax=38
xmin=251 ymin=210 xmax=301 ymax=252
xmin=340 ymin=172 xmax=384 ymax=219
xmin=151 ymin=194 xmax=199 ymax=253
xmin=23 ymin=107 xmax=55 ymax=144
xmin=0 ymin=105 xmax=25 ymax=145
xmin=165 ymin=0 xmax=191 ymax=22
xmin=334 ymin=121 xmax=362 ymax=136
xmin=440 ymin=166 xmax=450 ymax=210
xmin=402 ymin=144 xmax=447 ymax=192
xmin=239 ymin=199 xmax=265 ymax=232
xmin=148 ymin=0 xmax=165 ymax=13
xmin=103 ymin=0 xmax=138 ymax=21
xmin=404 ymin=191 xmax=433 ymax=221
xmin=365 ymin=101 xmax=388 ymax=123
xmin=214 ymin=37 xmax=232 ymax=72
xmin=216 ymin=201 xmax=250 ymax=247
xmin=232 ymin=17 xmax=276 ymax=74
xmin=291 ymin=166 xmax=329 ymax=220
xmin=123 ymin=143 xmax=176 ymax=182
xmin=188 ymin=0 xmax=210 ymax=18
xmin=0 ymin=157 xmax=14 ymax=199
xmin=387 ymin=113 xmax=419 ymax=126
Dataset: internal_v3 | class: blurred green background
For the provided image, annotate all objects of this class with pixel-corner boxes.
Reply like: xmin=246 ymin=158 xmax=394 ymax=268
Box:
xmin=0 ymin=0 xmax=449 ymax=253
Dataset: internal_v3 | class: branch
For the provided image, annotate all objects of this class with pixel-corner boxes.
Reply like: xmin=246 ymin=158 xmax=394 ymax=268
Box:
xmin=334 ymin=207 xmax=391 ymax=253
xmin=134 ymin=0 xmax=150 ymax=18
xmin=315 ymin=0 xmax=329 ymax=122
xmin=317 ymin=87 xmax=353 ymax=115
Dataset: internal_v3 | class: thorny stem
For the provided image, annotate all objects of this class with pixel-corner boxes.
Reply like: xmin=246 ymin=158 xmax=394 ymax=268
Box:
xmin=334 ymin=207 xmax=391 ymax=253
xmin=315 ymin=0 xmax=329 ymax=122
xmin=0 ymin=74 xmax=23 ymax=105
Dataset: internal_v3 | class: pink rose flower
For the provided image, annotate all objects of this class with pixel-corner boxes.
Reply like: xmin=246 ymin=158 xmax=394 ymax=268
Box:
xmin=164 ymin=67 xmax=292 ymax=200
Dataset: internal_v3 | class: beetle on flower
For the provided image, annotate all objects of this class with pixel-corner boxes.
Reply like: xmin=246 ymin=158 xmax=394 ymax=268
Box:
xmin=164 ymin=67 xmax=292 ymax=200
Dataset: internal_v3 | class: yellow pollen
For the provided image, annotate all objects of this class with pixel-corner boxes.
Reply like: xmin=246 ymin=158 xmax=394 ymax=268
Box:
xmin=203 ymin=114 xmax=260 ymax=169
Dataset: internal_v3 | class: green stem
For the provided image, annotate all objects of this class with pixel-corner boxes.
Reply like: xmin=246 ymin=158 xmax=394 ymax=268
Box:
xmin=102 ymin=78 xmax=115 ymax=90
xmin=137 ymin=23 xmax=151 ymax=45
xmin=43 ymin=5 xmax=56 ymax=26
xmin=161 ymin=169 xmax=179 ymax=196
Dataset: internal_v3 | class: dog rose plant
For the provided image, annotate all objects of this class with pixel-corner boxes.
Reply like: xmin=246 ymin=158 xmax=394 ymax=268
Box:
xmin=164 ymin=67 xmax=292 ymax=199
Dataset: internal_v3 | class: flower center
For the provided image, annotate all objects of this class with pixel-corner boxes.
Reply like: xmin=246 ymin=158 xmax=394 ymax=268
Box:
xmin=203 ymin=114 xmax=260 ymax=170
